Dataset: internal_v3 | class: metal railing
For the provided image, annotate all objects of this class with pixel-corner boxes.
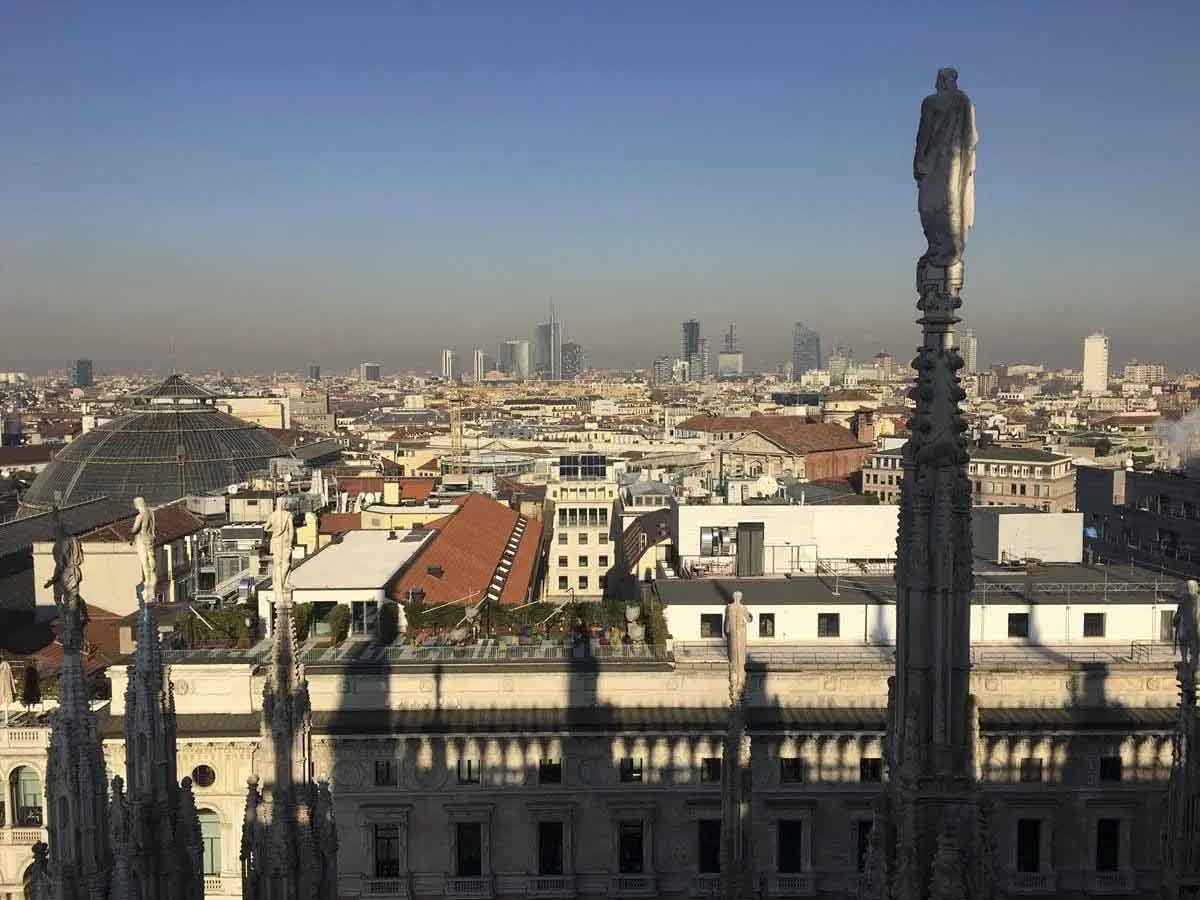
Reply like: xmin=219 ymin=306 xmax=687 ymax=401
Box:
xmin=1008 ymin=872 xmax=1056 ymax=894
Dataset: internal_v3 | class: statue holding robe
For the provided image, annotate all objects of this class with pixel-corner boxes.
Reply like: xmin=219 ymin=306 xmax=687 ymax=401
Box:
xmin=131 ymin=497 xmax=157 ymax=601
xmin=264 ymin=507 xmax=295 ymax=594
xmin=1174 ymin=579 xmax=1200 ymax=674
xmin=915 ymin=67 xmax=978 ymax=278
xmin=725 ymin=591 xmax=752 ymax=706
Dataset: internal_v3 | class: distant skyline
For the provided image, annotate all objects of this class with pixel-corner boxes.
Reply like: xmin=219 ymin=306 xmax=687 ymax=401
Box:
xmin=2 ymin=2 xmax=1198 ymax=373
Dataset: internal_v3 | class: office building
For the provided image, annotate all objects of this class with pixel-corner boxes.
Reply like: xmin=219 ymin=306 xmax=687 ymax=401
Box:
xmin=791 ymin=323 xmax=821 ymax=378
xmin=440 ymin=349 xmax=456 ymax=381
xmin=723 ymin=322 xmax=738 ymax=354
xmin=871 ymin=351 xmax=893 ymax=380
xmin=1083 ymin=332 xmax=1110 ymax=394
xmin=359 ymin=362 xmax=382 ymax=383
xmin=561 ymin=341 xmax=586 ymax=380
xmin=963 ymin=329 xmax=979 ymax=374
xmin=471 ymin=348 xmax=485 ymax=383
xmin=681 ymin=319 xmax=701 ymax=360
xmin=545 ymin=452 xmax=620 ymax=601
xmin=651 ymin=356 xmax=673 ymax=385
xmin=72 ymin=359 xmax=94 ymax=388
xmin=717 ymin=351 xmax=744 ymax=377
xmin=1123 ymin=360 xmax=1166 ymax=384
xmin=499 ymin=339 xmax=531 ymax=380
xmin=307 ymin=363 xmax=321 ymax=382
xmin=536 ymin=318 xmax=563 ymax=380
xmin=828 ymin=345 xmax=853 ymax=385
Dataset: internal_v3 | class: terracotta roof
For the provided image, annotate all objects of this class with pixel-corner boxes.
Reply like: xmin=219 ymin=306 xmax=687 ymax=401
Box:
xmin=318 ymin=512 xmax=362 ymax=535
xmin=79 ymin=500 xmax=203 ymax=545
xmin=391 ymin=493 xmax=542 ymax=606
xmin=680 ymin=415 xmax=869 ymax=455
xmin=335 ymin=475 xmax=384 ymax=496
xmin=0 ymin=445 xmax=56 ymax=466
xmin=395 ymin=478 xmax=436 ymax=503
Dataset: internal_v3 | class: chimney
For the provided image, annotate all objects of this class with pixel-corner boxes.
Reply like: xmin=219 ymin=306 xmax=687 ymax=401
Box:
xmin=852 ymin=410 xmax=876 ymax=445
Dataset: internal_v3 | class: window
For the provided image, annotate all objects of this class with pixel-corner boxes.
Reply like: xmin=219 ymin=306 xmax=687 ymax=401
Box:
xmin=558 ymin=532 xmax=568 ymax=545
xmin=11 ymin=767 xmax=42 ymax=825
xmin=538 ymin=821 xmax=565 ymax=876
xmin=375 ymin=760 xmax=398 ymax=787
xmin=578 ymin=576 xmax=589 ymax=590
xmin=618 ymin=821 xmax=644 ymax=874
xmin=456 ymin=822 xmax=483 ymax=877
xmin=199 ymin=809 xmax=221 ymax=876
xmin=599 ymin=575 xmax=607 ymax=591
xmin=456 ymin=758 xmax=480 ymax=787
xmin=700 ymin=526 xmax=737 ymax=556
xmin=1095 ymin=818 xmax=1120 ymax=872
xmin=1099 ymin=756 xmax=1122 ymax=782
xmin=1019 ymin=758 xmax=1043 ymax=783
xmin=558 ymin=556 xmax=569 ymax=567
xmin=1008 ymin=613 xmax=1030 ymax=639
xmin=578 ymin=533 xmax=588 ymax=545
xmin=558 ymin=577 xmax=568 ymax=590
xmin=374 ymin=823 xmax=401 ymax=877
xmin=1162 ymin=610 xmax=1177 ymax=643
xmin=598 ymin=533 xmax=608 ymax=544
xmin=1083 ymin=613 xmax=1106 ymax=638
xmin=759 ymin=613 xmax=775 ymax=638
xmin=700 ymin=758 xmax=721 ymax=783
xmin=780 ymin=757 xmax=805 ymax=784
xmin=817 ymin=613 xmax=840 ymax=638
xmin=1016 ymin=818 xmax=1041 ymax=873
xmin=191 ymin=765 xmax=216 ymax=788
xmin=698 ymin=819 xmax=721 ymax=873
xmin=856 ymin=820 xmax=873 ymax=872
xmin=860 ymin=758 xmax=883 ymax=783
xmin=700 ymin=614 xmax=724 ymax=639
xmin=778 ymin=820 xmax=805 ymax=874
xmin=598 ymin=555 xmax=609 ymax=568
xmin=351 ymin=600 xmax=378 ymax=635
xmin=539 ymin=759 xmax=563 ymax=785
xmin=578 ymin=555 xmax=589 ymax=567
xmin=619 ymin=758 xmax=643 ymax=784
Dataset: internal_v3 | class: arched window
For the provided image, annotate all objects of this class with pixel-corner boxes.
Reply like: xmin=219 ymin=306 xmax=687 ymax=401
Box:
xmin=199 ymin=809 xmax=221 ymax=876
xmin=11 ymin=767 xmax=42 ymax=826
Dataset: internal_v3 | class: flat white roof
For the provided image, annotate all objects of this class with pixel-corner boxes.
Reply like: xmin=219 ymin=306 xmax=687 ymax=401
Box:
xmin=361 ymin=503 xmax=460 ymax=516
xmin=289 ymin=528 xmax=432 ymax=590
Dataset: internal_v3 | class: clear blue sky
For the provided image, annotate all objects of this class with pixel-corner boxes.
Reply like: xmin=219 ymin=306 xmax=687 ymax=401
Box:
xmin=2 ymin=1 xmax=1197 ymax=375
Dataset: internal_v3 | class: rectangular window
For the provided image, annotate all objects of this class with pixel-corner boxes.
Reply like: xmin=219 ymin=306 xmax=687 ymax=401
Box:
xmin=558 ymin=576 xmax=569 ymax=591
xmin=817 ymin=613 xmax=840 ymax=638
xmin=578 ymin=555 xmax=588 ymax=567
xmin=558 ymin=532 xmax=568 ymax=545
xmin=856 ymin=820 xmax=873 ymax=872
xmin=599 ymin=533 xmax=608 ymax=544
xmin=1083 ymin=613 xmax=1106 ymax=638
xmin=1099 ymin=756 xmax=1122 ymax=782
xmin=1162 ymin=610 xmax=1177 ymax=643
xmin=1019 ymin=758 xmax=1043 ymax=783
xmin=351 ymin=600 xmax=378 ymax=635
xmin=456 ymin=822 xmax=483 ymax=877
xmin=598 ymin=555 xmax=609 ymax=567
xmin=700 ymin=614 xmax=724 ymax=639
xmin=1016 ymin=818 xmax=1041 ymax=873
xmin=578 ymin=533 xmax=588 ymax=545
xmin=1008 ymin=613 xmax=1030 ymax=639
xmin=374 ymin=823 xmax=401 ymax=877
xmin=457 ymin=759 xmax=481 ymax=785
xmin=374 ymin=760 xmax=397 ymax=787
xmin=860 ymin=757 xmax=883 ymax=783
xmin=558 ymin=556 xmax=568 ymax=567
xmin=578 ymin=575 xmax=589 ymax=590
xmin=780 ymin=757 xmax=805 ymax=784
xmin=619 ymin=758 xmax=643 ymax=784
xmin=700 ymin=526 xmax=737 ymax=557
xmin=538 ymin=821 xmax=565 ymax=876
xmin=698 ymin=819 xmax=722 ymax=874
xmin=1095 ymin=818 xmax=1120 ymax=872
xmin=618 ymin=821 xmax=644 ymax=874
xmin=539 ymin=759 xmax=563 ymax=785
xmin=700 ymin=758 xmax=721 ymax=783
xmin=599 ymin=575 xmax=607 ymax=591
xmin=778 ymin=820 xmax=805 ymax=874
xmin=759 ymin=613 xmax=775 ymax=638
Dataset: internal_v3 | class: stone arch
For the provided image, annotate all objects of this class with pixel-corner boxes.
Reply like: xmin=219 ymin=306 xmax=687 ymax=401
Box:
xmin=9 ymin=765 xmax=43 ymax=826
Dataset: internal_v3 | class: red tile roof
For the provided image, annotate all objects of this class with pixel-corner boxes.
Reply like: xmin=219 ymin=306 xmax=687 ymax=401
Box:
xmin=318 ymin=512 xmax=362 ymax=535
xmin=391 ymin=493 xmax=542 ymax=606
xmin=80 ymin=501 xmax=203 ymax=545
xmin=677 ymin=415 xmax=870 ymax=455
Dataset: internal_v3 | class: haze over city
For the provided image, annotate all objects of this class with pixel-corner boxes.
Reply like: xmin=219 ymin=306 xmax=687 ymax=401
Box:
xmin=3 ymin=1 xmax=1198 ymax=374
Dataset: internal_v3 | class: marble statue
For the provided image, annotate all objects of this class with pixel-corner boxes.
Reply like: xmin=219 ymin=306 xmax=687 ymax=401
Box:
xmin=130 ymin=497 xmax=157 ymax=601
xmin=1174 ymin=579 xmax=1200 ymax=671
xmin=624 ymin=604 xmax=645 ymax=643
xmin=264 ymin=506 xmax=295 ymax=594
xmin=914 ymin=67 xmax=978 ymax=275
xmin=44 ymin=511 xmax=84 ymax=605
xmin=724 ymin=591 xmax=752 ymax=705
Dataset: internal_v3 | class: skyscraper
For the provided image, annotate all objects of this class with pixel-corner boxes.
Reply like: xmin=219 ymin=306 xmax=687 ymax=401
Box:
xmin=307 ymin=364 xmax=321 ymax=382
xmin=1083 ymin=332 xmax=1110 ymax=394
xmin=440 ymin=349 xmax=456 ymax=381
xmin=681 ymin=319 xmax=701 ymax=360
xmin=791 ymin=323 xmax=821 ymax=378
xmin=535 ymin=318 xmax=563 ymax=380
xmin=651 ymin=356 xmax=673 ymax=385
xmin=72 ymin=359 xmax=94 ymax=388
xmin=723 ymin=323 xmax=738 ymax=353
xmin=472 ymin=348 xmax=485 ymax=383
xmin=498 ymin=340 xmax=531 ymax=379
xmin=359 ymin=362 xmax=381 ymax=382
xmin=561 ymin=341 xmax=586 ymax=379
xmin=828 ymin=345 xmax=853 ymax=385
xmin=695 ymin=337 xmax=710 ymax=381
xmin=962 ymin=328 xmax=979 ymax=373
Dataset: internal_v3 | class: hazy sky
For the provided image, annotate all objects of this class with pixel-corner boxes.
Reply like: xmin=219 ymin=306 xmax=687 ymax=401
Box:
xmin=2 ymin=2 xmax=1198 ymax=375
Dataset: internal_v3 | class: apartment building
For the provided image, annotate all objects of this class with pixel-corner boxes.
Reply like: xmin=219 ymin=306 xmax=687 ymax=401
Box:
xmin=864 ymin=445 xmax=1076 ymax=512
xmin=544 ymin=453 xmax=621 ymax=601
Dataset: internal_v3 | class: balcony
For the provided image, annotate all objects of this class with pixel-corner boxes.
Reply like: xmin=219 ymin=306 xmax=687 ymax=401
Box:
xmin=767 ymin=874 xmax=817 ymax=897
xmin=1008 ymin=872 xmax=1056 ymax=894
xmin=0 ymin=827 xmax=47 ymax=845
xmin=204 ymin=876 xmax=222 ymax=894
xmin=0 ymin=729 xmax=48 ymax=749
xmin=689 ymin=875 xmax=721 ymax=897
xmin=609 ymin=875 xmax=657 ymax=897
xmin=525 ymin=875 xmax=575 ymax=898
xmin=445 ymin=877 xmax=493 ymax=900
xmin=365 ymin=878 xmax=411 ymax=898
xmin=1086 ymin=871 xmax=1136 ymax=893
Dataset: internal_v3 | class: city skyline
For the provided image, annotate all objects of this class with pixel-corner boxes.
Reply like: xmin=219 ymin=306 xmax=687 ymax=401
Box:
xmin=3 ymin=3 xmax=1198 ymax=373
